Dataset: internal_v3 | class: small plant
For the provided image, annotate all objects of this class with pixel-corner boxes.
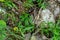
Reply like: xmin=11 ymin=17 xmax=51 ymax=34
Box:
xmin=5 ymin=12 xmax=35 ymax=40
xmin=37 ymin=0 xmax=47 ymax=9
xmin=0 ymin=0 xmax=18 ymax=9
xmin=23 ymin=0 xmax=47 ymax=9
xmin=0 ymin=20 xmax=7 ymax=40
xmin=51 ymin=20 xmax=60 ymax=40
xmin=23 ymin=0 xmax=34 ymax=8
xmin=18 ymin=12 xmax=34 ymax=37
xmin=0 ymin=0 xmax=5 ymax=2
xmin=40 ymin=20 xmax=60 ymax=40
xmin=0 ymin=20 xmax=6 ymax=29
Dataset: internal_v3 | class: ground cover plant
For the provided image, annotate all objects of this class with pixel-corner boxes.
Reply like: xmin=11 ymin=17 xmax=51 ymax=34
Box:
xmin=0 ymin=0 xmax=60 ymax=40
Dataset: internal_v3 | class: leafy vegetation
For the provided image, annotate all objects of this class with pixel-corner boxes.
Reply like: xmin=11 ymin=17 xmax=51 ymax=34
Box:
xmin=23 ymin=0 xmax=47 ymax=9
xmin=37 ymin=0 xmax=47 ymax=9
xmin=23 ymin=0 xmax=34 ymax=8
xmin=0 ymin=0 xmax=60 ymax=40
xmin=0 ymin=20 xmax=7 ymax=40
xmin=1 ymin=12 xmax=34 ymax=40
xmin=40 ymin=20 xmax=60 ymax=40
xmin=18 ymin=12 xmax=34 ymax=37
xmin=0 ymin=0 xmax=17 ymax=9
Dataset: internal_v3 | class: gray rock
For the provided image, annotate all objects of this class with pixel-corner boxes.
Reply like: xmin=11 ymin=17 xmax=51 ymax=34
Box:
xmin=30 ymin=35 xmax=42 ymax=40
xmin=31 ymin=36 xmax=37 ymax=40
xmin=58 ymin=0 xmax=60 ymax=2
xmin=41 ymin=9 xmax=55 ymax=23
xmin=36 ymin=35 xmax=42 ymax=40
xmin=24 ymin=33 xmax=31 ymax=40
xmin=48 ymin=0 xmax=57 ymax=9
xmin=42 ymin=35 xmax=48 ymax=40
xmin=54 ymin=6 xmax=60 ymax=18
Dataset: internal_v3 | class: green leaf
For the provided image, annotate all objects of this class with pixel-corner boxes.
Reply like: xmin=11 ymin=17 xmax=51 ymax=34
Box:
xmin=0 ymin=20 xmax=7 ymax=40
xmin=0 ymin=0 xmax=5 ymax=2
xmin=0 ymin=20 xmax=6 ymax=30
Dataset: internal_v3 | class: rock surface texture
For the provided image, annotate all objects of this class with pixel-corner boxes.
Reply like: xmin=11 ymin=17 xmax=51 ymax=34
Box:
xmin=41 ymin=9 xmax=55 ymax=23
